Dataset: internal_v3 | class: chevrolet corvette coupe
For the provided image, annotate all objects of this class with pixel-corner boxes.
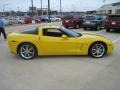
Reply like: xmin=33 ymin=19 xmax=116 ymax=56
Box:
xmin=7 ymin=26 xmax=113 ymax=60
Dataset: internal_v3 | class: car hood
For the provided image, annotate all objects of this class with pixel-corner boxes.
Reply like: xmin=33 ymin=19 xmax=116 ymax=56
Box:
xmin=80 ymin=32 xmax=109 ymax=40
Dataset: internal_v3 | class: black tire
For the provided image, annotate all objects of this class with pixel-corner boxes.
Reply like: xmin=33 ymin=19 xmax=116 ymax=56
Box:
xmin=88 ymin=42 xmax=107 ymax=58
xmin=18 ymin=22 xmax=22 ymax=24
xmin=18 ymin=43 xmax=37 ymax=60
xmin=83 ymin=27 xmax=87 ymax=30
xmin=65 ymin=26 xmax=68 ymax=28
xmin=106 ymin=29 xmax=110 ymax=32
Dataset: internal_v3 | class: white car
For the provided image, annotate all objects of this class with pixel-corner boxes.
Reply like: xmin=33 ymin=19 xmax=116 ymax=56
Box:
xmin=1 ymin=18 xmax=13 ymax=25
xmin=50 ymin=16 xmax=61 ymax=22
xmin=18 ymin=18 xmax=25 ymax=24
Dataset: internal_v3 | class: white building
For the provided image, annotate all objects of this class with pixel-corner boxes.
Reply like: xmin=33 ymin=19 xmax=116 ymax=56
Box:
xmin=97 ymin=2 xmax=120 ymax=15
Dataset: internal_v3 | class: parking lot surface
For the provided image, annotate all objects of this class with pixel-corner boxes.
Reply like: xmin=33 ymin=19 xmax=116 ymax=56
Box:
xmin=0 ymin=22 xmax=120 ymax=90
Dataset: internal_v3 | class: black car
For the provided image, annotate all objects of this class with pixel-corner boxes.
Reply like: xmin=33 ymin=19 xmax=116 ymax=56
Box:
xmin=83 ymin=15 xmax=105 ymax=30
xmin=38 ymin=16 xmax=49 ymax=22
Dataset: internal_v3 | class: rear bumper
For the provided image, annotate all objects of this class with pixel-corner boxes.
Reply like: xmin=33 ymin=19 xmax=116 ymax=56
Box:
xmin=83 ymin=24 xmax=97 ymax=28
xmin=104 ymin=23 xmax=120 ymax=29
xmin=105 ymin=26 xmax=120 ymax=30
xmin=62 ymin=22 xmax=75 ymax=27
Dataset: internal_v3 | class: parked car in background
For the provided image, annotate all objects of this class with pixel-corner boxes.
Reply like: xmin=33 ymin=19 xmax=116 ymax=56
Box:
xmin=104 ymin=14 xmax=120 ymax=32
xmin=24 ymin=17 xmax=41 ymax=24
xmin=38 ymin=16 xmax=49 ymax=22
xmin=50 ymin=16 xmax=61 ymax=22
xmin=35 ymin=19 xmax=42 ymax=23
xmin=1 ymin=18 xmax=13 ymax=26
xmin=55 ymin=15 xmax=62 ymax=21
xmin=38 ymin=16 xmax=61 ymax=22
xmin=62 ymin=15 xmax=84 ymax=29
xmin=83 ymin=15 xmax=105 ymax=30
xmin=18 ymin=18 xmax=25 ymax=24
xmin=24 ymin=17 xmax=35 ymax=24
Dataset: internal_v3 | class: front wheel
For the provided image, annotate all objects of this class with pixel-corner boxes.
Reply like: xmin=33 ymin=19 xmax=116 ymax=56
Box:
xmin=88 ymin=42 xmax=107 ymax=58
xmin=18 ymin=43 xmax=37 ymax=60
xmin=106 ymin=29 xmax=110 ymax=32
xmin=83 ymin=27 xmax=87 ymax=30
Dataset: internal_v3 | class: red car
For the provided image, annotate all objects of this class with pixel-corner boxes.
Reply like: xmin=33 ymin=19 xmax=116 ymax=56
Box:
xmin=104 ymin=15 xmax=120 ymax=32
xmin=62 ymin=15 xmax=84 ymax=29
xmin=24 ymin=17 xmax=41 ymax=24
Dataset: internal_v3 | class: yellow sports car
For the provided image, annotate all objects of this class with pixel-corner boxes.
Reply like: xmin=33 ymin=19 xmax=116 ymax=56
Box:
xmin=7 ymin=26 xmax=113 ymax=60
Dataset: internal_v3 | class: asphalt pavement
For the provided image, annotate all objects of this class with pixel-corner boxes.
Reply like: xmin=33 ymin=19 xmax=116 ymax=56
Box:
xmin=0 ymin=22 xmax=120 ymax=90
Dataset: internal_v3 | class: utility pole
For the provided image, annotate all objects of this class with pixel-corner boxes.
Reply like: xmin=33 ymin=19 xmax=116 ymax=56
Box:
xmin=31 ymin=0 xmax=34 ymax=17
xmin=40 ymin=0 xmax=42 ymax=15
xmin=48 ymin=0 xmax=51 ymax=22
xmin=3 ymin=3 xmax=9 ymax=16
xmin=60 ymin=0 xmax=62 ymax=16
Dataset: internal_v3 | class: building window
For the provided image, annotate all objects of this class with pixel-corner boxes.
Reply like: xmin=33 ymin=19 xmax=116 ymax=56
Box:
xmin=115 ymin=9 xmax=120 ymax=14
xmin=108 ymin=10 xmax=112 ymax=14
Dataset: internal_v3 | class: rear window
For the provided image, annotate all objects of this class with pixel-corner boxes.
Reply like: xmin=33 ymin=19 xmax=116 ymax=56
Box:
xmin=108 ymin=15 xmax=120 ymax=21
xmin=73 ymin=16 xmax=83 ymax=19
xmin=63 ymin=15 xmax=73 ymax=20
xmin=21 ymin=28 xmax=38 ymax=35
xmin=63 ymin=15 xmax=83 ymax=20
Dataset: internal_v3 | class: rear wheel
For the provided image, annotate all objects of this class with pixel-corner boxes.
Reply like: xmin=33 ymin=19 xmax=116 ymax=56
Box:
xmin=106 ymin=29 xmax=110 ymax=32
xmin=88 ymin=42 xmax=107 ymax=58
xmin=18 ymin=43 xmax=37 ymax=60
xmin=65 ymin=26 xmax=68 ymax=28
xmin=83 ymin=27 xmax=87 ymax=30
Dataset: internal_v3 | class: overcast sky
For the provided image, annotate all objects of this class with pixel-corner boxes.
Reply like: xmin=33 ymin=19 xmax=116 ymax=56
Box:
xmin=0 ymin=0 xmax=120 ymax=12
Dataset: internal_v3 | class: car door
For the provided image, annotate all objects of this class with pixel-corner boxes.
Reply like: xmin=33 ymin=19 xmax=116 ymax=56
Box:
xmin=39 ymin=28 xmax=80 ymax=55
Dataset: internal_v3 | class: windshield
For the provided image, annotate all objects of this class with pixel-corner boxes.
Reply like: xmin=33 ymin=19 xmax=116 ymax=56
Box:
xmin=60 ymin=27 xmax=82 ymax=37
xmin=63 ymin=15 xmax=73 ymax=20
xmin=108 ymin=15 xmax=120 ymax=21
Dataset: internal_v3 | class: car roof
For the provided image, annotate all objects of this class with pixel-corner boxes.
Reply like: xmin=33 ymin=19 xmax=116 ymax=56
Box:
xmin=108 ymin=14 xmax=120 ymax=16
xmin=38 ymin=26 xmax=59 ymax=29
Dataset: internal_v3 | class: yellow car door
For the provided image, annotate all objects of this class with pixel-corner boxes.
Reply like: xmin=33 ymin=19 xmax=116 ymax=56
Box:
xmin=39 ymin=35 xmax=80 ymax=55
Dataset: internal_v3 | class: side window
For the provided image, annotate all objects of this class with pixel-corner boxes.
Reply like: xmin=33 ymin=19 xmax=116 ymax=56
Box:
xmin=43 ymin=28 xmax=63 ymax=37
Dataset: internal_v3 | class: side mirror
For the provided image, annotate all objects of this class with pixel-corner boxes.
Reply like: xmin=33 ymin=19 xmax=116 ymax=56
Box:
xmin=62 ymin=35 xmax=68 ymax=39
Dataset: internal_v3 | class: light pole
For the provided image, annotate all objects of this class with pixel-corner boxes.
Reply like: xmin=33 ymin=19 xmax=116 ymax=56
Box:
xmin=60 ymin=0 xmax=62 ymax=16
xmin=48 ymin=0 xmax=51 ymax=22
xmin=31 ymin=0 xmax=34 ymax=17
xmin=3 ymin=3 xmax=9 ymax=16
xmin=40 ymin=0 xmax=42 ymax=15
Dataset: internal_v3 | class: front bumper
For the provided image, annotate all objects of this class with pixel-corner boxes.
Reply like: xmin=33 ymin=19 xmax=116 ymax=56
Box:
xmin=107 ymin=43 xmax=114 ymax=54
